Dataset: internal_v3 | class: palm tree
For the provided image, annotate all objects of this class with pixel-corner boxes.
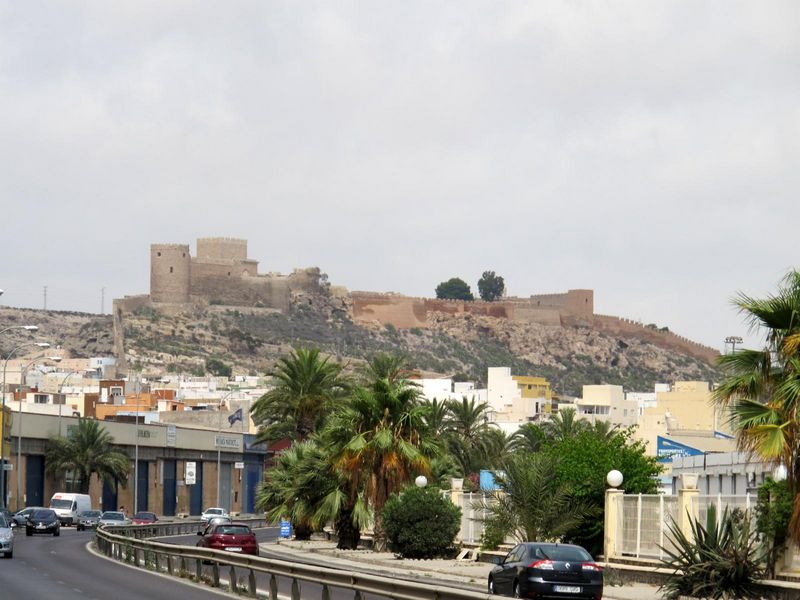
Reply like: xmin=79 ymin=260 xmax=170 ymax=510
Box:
xmin=482 ymin=428 xmax=515 ymax=469
xmin=325 ymin=354 xmax=437 ymax=550
xmin=444 ymin=396 xmax=494 ymax=475
xmin=421 ymin=398 xmax=449 ymax=438
xmin=510 ymin=423 xmax=548 ymax=454
xmin=589 ymin=419 xmax=621 ymax=439
xmin=714 ymin=271 xmax=800 ymax=543
xmin=541 ymin=407 xmax=589 ymax=441
xmin=255 ymin=440 xmax=369 ymax=545
xmin=250 ymin=348 xmax=348 ymax=444
xmin=479 ymin=452 xmax=589 ymax=542
xmin=45 ymin=419 xmax=130 ymax=494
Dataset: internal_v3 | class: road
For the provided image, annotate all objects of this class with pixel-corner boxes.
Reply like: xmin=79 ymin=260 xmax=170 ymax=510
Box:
xmin=160 ymin=528 xmax=393 ymax=599
xmin=0 ymin=525 xmax=455 ymax=600
xmin=0 ymin=527 xmax=226 ymax=600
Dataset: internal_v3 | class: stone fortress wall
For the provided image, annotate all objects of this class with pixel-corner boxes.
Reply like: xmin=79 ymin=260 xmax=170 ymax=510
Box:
xmin=350 ymin=289 xmax=594 ymax=329
xmin=352 ymin=289 xmax=718 ymax=364
xmin=113 ymin=237 xmax=718 ymax=367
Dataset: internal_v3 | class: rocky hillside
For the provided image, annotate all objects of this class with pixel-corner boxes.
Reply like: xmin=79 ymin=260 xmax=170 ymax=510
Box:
xmin=0 ymin=299 xmax=720 ymax=397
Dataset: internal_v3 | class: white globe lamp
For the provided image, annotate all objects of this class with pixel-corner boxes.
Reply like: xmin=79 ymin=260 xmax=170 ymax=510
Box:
xmin=415 ymin=475 xmax=428 ymax=488
xmin=606 ymin=470 xmax=623 ymax=488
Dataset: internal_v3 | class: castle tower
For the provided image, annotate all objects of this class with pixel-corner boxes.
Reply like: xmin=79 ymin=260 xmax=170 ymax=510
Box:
xmin=196 ymin=237 xmax=248 ymax=261
xmin=150 ymin=244 xmax=191 ymax=303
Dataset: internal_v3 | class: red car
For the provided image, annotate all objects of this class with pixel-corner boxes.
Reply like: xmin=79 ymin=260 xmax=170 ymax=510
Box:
xmin=132 ymin=511 xmax=158 ymax=525
xmin=197 ymin=523 xmax=259 ymax=556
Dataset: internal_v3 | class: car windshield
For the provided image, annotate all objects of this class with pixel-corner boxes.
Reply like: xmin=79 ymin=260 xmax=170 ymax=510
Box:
xmin=51 ymin=499 xmax=74 ymax=509
xmin=0 ymin=515 xmax=8 ymax=528
xmin=80 ymin=511 xmax=102 ymax=517
xmin=102 ymin=512 xmax=124 ymax=520
xmin=206 ymin=509 xmax=223 ymax=515
xmin=534 ymin=546 xmax=592 ymax=562
xmin=32 ymin=510 xmax=55 ymax=520
xmin=214 ymin=525 xmax=251 ymax=535
xmin=134 ymin=512 xmax=155 ymax=520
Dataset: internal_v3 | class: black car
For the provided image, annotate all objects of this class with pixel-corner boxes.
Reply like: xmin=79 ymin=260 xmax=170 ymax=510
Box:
xmin=488 ymin=542 xmax=603 ymax=599
xmin=25 ymin=509 xmax=61 ymax=537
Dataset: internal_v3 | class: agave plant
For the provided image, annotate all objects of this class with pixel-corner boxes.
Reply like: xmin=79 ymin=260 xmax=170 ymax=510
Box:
xmin=659 ymin=505 xmax=766 ymax=600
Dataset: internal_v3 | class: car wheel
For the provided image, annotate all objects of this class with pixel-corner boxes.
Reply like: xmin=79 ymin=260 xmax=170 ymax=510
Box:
xmin=488 ymin=577 xmax=496 ymax=595
xmin=6 ymin=551 xmax=11 ymax=559
xmin=513 ymin=580 xmax=520 ymax=598
xmin=54 ymin=529 xmax=60 ymax=537
xmin=25 ymin=529 xmax=32 ymax=537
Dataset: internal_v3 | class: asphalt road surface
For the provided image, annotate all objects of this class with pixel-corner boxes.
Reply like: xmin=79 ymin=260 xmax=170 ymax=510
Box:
xmin=161 ymin=528 xmax=394 ymax=600
xmin=0 ymin=527 xmax=226 ymax=600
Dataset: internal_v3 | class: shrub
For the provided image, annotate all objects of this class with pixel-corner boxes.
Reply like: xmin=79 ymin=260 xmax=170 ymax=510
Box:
xmin=659 ymin=505 xmax=766 ymax=599
xmin=755 ymin=478 xmax=793 ymax=577
xmin=382 ymin=486 xmax=461 ymax=559
xmin=479 ymin=517 xmax=508 ymax=550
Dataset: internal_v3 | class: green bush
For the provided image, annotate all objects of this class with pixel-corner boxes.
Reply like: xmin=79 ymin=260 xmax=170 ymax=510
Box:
xmin=479 ymin=517 xmax=508 ymax=550
xmin=755 ymin=478 xmax=793 ymax=577
xmin=382 ymin=486 xmax=461 ymax=559
xmin=659 ymin=505 xmax=766 ymax=599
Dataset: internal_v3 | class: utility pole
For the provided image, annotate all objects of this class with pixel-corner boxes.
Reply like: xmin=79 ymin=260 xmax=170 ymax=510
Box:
xmin=43 ymin=286 xmax=47 ymax=310
xmin=101 ymin=287 xmax=105 ymax=315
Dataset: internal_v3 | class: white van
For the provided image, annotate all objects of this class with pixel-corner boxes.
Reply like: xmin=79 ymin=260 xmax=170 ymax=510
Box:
xmin=50 ymin=493 xmax=92 ymax=526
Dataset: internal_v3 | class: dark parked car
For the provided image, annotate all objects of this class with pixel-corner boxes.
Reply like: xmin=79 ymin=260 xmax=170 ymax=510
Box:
xmin=488 ymin=543 xmax=603 ymax=599
xmin=77 ymin=510 xmax=102 ymax=531
xmin=132 ymin=511 xmax=158 ymax=525
xmin=25 ymin=509 xmax=61 ymax=537
xmin=197 ymin=523 xmax=259 ymax=556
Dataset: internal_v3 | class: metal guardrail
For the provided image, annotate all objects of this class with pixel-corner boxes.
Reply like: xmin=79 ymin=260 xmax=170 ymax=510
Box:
xmin=95 ymin=519 xmax=491 ymax=600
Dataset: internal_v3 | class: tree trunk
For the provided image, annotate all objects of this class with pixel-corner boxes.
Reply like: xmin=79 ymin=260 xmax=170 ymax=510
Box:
xmin=372 ymin=512 xmax=387 ymax=552
xmin=335 ymin=507 xmax=361 ymax=550
xmin=293 ymin=521 xmax=312 ymax=541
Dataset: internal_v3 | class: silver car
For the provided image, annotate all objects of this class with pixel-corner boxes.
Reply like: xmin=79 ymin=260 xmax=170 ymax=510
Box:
xmin=98 ymin=511 xmax=132 ymax=527
xmin=0 ymin=514 xmax=13 ymax=558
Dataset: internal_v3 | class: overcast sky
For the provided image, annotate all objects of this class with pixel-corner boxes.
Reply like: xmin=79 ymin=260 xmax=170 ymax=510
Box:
xmin=1 ymin=1 xmax=798 ymax=351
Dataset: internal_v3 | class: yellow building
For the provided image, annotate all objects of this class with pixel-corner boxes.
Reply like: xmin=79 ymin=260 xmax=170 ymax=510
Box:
xmin=486 ymin=368 xmax=556 ymax=433
xmin=636 ymin=381 xmax=730 ymax=456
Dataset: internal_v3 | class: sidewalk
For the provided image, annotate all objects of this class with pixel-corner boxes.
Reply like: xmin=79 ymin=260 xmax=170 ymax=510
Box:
xmin=262 ymin=539 xmax=662 ymax=599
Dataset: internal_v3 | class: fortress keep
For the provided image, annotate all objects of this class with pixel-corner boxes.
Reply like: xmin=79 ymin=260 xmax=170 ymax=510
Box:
xmin=148 ymin=237 xmax=323 ymax=310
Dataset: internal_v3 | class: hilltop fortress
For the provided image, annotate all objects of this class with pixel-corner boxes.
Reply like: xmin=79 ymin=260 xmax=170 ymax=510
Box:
xmin=113 ymin=237 xmax=719 ymax=366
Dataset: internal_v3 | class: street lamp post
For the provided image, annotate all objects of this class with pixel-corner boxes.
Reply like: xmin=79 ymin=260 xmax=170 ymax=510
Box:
xmin=1 ymin=340 xmax=50 ymax=509
xmin=133 ymin=373 xmax=142 ymax=515
xmin=15 ymin=354 xmax=61 ymax=510
xmin=216 ymin=388 xmax=239 ymax=508
xmin=0 ymin=325 xmax=39 ymax=337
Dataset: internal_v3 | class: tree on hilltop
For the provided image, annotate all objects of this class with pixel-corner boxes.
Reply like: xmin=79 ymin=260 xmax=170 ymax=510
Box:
xmin=478 ymin=271 xmax=505 ymax=302
xmin=435 ymin=278 xmax=474 ymax=301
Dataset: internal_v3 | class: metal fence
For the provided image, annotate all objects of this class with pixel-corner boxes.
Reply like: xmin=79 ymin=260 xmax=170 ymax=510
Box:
xmin=94 ymin=519 xmax=492 ymax=600
xmin=693 ymin=494 xmax=755 ymax=529
xmin=617 ymin=494 xmax=679 ymax=559
xmin=615 ymin=493 xmax=756 ymax=560
xmin=451 ymin=492 xmax=490 ymax=544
